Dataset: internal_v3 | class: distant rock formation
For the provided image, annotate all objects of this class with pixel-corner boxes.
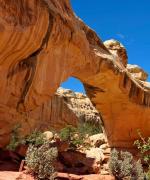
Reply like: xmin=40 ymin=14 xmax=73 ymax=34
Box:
xmin=57 ymin=88 xmax=101 ymax=125
xmin=0 ymin=0 xmax=150 ymax=148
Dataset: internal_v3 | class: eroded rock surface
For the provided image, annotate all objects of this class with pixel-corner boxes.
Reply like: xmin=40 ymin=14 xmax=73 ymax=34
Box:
xmin=127 ymin=64 xmax=148 ymax=81
xmin=0 ymin=0 xmax=150 ymax=148
xmin=57 ymin=88 xmax=101 ymax=125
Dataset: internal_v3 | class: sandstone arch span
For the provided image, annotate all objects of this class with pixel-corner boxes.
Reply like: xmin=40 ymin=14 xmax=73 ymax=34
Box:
xmin=0 ymin=0 xmax=150 ymax=148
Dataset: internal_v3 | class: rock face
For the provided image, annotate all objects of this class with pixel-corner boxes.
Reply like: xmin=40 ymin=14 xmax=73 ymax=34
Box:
xmin=127 ymin=64 xmax=148 ymax=81
xmin=57 ymin=88 xmax=101 ymax=125
xmin=0 ymin=88 xmax=101 ymax=147
xmin=0 ymin=0 xmax=150 ymax=148
xmin=104 ymin=39 xmax=128 ymax=67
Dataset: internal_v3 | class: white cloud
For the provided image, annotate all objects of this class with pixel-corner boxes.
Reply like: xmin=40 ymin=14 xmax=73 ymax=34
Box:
xmin=116 ymin=33 xmax=125 ymax=39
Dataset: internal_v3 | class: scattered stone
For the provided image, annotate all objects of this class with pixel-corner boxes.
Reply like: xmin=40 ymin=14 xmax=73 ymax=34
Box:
xmin=89 ymin=134 xmax=106 ymax=147
xmin=103 ymin=148 xmax=111 ymax=155
xmin=43 ymin=131 xmax=54 ymax=141
xmin=101 ymin=170 xmax=110 ymax=175
xmin=85 ymin=148 xmax=105 ymax=163
xmin=100 ymin=143 xmax=109 ymax=150
xmin=102 ymin=163 xmax=109 ymax=171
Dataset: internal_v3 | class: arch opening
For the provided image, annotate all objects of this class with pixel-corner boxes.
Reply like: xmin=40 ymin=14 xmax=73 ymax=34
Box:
xmin=59 ymin=76 xmax=104 ymax=133
xmin=61 ymin=77 xmax=86 ymax=94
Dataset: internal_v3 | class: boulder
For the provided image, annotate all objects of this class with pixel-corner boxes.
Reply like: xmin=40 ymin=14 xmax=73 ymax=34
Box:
xmin=58 ymin=150 xmax=101 ymax=174
xmin=89 ymin=133 xmax=106 ymax=147
xmin=43 ymin=131 xmax=54 ymax=141
xmin=100 ymin=144 xmax=109 ymax=150
xmin=85 ymin=148 xmax=105 ymax=164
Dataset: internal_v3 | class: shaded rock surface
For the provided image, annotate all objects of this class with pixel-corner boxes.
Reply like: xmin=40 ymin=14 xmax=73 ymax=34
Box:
xmin=0 ymin=0 xmax=150 ymax=148
xmin=55 ymin=133 xmax=111 ymax=176
xmin=58 ymin=150 xmax=100 ymax=175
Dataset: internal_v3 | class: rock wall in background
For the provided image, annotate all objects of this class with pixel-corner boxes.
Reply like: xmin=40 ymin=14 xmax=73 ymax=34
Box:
xmin=0 ymin=88 xmax=102 ymax=147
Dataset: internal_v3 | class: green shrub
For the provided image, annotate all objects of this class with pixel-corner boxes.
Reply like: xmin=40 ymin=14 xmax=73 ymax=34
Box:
xmin=6 ymin=124 xmax=21 ymax=151
xmin=134 ymin=130 xmax=150 ymax=165
xmin=145 ymin=169 xmax=150 ymax=180
xmin=23 ymin=130 xmax=45 ymax=146
xmin=25 ymin=142 xmax=58 ymax=180
xmin=134 ymin=130 xmax=150 ymax=179
xmin=78 ymin=121 xmax=101 ymax=136
xmin=109 ymin=149 xmax=144 ymax=180
xmin=59 ymin=122 xmax=99 ymax=149
xmin=7 ymin=126 xmax=46 ymax=151
xmin=59 ymin=125 xmax=77 ymax=142
xmin=59 ymin=125 xmax=84 ymax=149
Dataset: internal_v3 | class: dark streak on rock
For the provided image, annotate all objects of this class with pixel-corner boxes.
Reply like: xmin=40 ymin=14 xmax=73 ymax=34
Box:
xmin=84 ymin=83 xmax=105 ymax=99
xmin=16 ymin=1 xmax=55 ymax=111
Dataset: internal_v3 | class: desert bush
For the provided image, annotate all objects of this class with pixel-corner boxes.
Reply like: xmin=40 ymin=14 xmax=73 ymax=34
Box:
xmin=59 ymin=125 xmax=77 ymax=142
xmin=145 ymin=169 xmax=150 ymax=180
xmin=59 ymin=122 xmax=99 ymax=149
xmin=78 ymin=121 xmax=101 ymax=136
xmin=109 ymin=149 xmax=144 ymax=180
xmin=6 ymin=124 xmax=21 ymax=151
xmin=134 ymin=130 xmax=150 ymax=165
xmin=134 ymin=130 xmax=150 ymax=179
xmin=7 ymin=127 xmax=45 ymax=151
xmin=22 ymin=130 xmax=45 ymax=146
xmin=59 ymin=125 xmax=84 ymax=149
xmin=25 ymin=142 xmax=58 ymax=180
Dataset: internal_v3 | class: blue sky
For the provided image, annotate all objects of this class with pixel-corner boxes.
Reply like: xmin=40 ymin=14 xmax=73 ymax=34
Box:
xmin=61 ymin=0 xmax=150 ymax=93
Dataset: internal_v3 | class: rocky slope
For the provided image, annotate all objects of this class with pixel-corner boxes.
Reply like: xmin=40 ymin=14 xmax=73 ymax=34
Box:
xmin=0 ymin=0 xmax=150 ymax=148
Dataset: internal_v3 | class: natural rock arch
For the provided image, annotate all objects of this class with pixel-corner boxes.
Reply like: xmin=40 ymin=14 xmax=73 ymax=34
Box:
xmin=0 ymin=0 xmax=150 ymax=148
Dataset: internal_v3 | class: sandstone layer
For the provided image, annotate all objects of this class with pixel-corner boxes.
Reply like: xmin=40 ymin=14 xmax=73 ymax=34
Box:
xmin=0 ymin=0 xmax=150 ymax=148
